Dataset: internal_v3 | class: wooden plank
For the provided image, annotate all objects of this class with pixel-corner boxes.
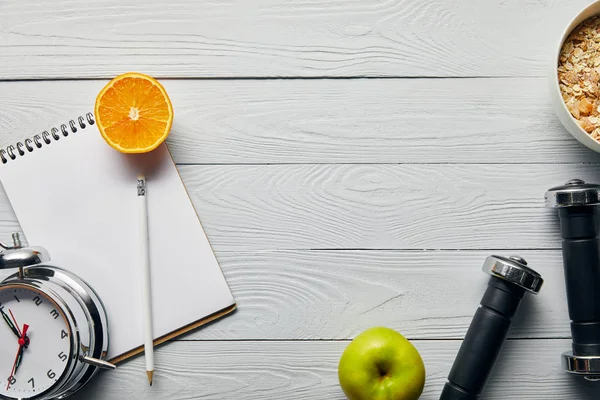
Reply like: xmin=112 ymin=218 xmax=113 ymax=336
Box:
xmin=0 ymin=164 xmax=595 ymax=250
xmin=0 ymin=0 xmax=591 ymax=79
xmin=177 ymin=163 xmax=598 ymax=250
xmin=0 ymin=248 xmax=571 ymax=341
xmin=183 ymin=250 xmax=571 ymax=341
xmin=72 ymin=340 xmax=600 ymax=399
xmin=0 ymin=79 xmax=598 ymax=164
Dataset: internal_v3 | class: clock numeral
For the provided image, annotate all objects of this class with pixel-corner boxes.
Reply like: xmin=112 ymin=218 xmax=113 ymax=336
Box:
xmin=28 ymin=377 xmax=34 ymax=388
xmin=58 ymin=351 xmax=68 ymax=362
xmin=32 ymin=296 xmax=42 ymax=306
xmin=50 ymin=309 xmax=60 ymax=320
xmin=7 ymin=376 xmax=15 ymax=386
xmin=61 ymin=329 xmax=68 ymax=339
xmin=13 ymin=295 xmax=19 ymax=303
xmin=47 ymin=370 xmax=56 ymax=379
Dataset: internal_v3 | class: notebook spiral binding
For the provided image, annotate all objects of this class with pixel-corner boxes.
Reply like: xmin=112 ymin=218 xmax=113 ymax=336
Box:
xmin=0 ymin=113 xmax=95 ymax=164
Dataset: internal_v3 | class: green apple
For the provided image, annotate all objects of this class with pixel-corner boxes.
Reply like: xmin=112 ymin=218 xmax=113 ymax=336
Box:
xmin=338 ymin=327 xmax=426 ymax=400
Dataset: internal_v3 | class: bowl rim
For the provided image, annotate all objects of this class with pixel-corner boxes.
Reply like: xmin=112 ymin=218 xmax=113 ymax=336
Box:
xmin=551 ymin=1 xmax=600 ymax=149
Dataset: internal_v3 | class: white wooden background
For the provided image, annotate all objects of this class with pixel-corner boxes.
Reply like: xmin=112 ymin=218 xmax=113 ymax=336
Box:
xmin=1 ymin=0 xmax=600 ymax=398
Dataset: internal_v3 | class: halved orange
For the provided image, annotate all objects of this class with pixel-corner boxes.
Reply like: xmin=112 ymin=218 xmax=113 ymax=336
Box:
xmin=94 ymin=72 xmax=174 ymax=153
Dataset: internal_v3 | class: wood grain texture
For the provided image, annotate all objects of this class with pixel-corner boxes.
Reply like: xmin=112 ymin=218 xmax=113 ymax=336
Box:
xmin=0 ymin=0 xmax=592 ymax=79
xmin=181 ymin=250 xmax=570 ymax=341
xmin=1 ymin=79 xmax=599 ymax=164
xmin=1 ymin=2 xmax=594 ymax=399
xmin=71 ymin=340 xmax=600 ymax=400
xmin=0 ymin=247 xmax=572 ymax=341
xmin=0 ymin=163 xmax=594 ymax=250
xmin=178 ymin=163 xmax=582 ymax=250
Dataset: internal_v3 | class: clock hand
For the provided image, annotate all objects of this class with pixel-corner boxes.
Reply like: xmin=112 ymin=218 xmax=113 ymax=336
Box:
xmin=0 ymin=309 xmax=20 ymax=339
xmin=6 ymin=348 xmax=20 ymax=390
xmin=13 ymin=324 xmax=29 ymax=376
xmin=6 ymin=324 xmax=28 ymax=390
xmin=8 ymin=310 xmax=29 ymax=350
xmin=8 ymin=310 xmax=22 ymax=337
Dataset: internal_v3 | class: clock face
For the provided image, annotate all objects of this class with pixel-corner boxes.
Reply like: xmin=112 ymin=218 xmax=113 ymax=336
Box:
xmin=0 ymin=285 xmax=72 ymax=399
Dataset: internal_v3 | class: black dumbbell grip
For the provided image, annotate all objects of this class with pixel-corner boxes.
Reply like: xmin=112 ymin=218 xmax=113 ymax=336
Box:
xmin=440 ymin=277 xmax=525 ymax=400
xmin=558 ymin=207 xmax=600 ymax=356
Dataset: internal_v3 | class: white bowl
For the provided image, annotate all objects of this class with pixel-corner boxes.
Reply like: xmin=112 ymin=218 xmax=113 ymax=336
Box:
xmin=550 ymin=1 xmax=600 ymax=153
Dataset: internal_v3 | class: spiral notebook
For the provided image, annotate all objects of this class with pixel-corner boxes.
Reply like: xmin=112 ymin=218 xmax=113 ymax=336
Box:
xmin=0 ymin=113 xmax=236 ymax=363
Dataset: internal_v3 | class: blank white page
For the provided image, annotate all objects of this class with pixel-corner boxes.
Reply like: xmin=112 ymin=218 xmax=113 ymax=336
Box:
xmin=0 ymin=126 xmax=235 ymax=360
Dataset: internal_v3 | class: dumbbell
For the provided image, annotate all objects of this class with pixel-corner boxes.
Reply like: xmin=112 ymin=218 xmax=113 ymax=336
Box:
xmin=440 ymin=255 xmax=543 ymax=399
xmin=546 ymin=179 xmax=600 ymax=380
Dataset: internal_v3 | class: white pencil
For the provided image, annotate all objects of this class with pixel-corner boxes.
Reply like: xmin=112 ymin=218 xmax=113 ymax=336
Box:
xmin=137 ymin=175 xmax=154 ymax=386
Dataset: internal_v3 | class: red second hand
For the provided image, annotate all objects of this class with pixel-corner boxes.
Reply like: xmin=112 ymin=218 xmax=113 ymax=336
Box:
xmin=8 ymin=310 xmax=21 ymax=337
xmin=6 ymin=324 xmax=29 ymax=391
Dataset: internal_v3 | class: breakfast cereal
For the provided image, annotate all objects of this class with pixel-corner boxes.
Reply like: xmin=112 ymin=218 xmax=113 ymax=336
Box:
xmin=558 ymin=16 xmax=600 ymax=139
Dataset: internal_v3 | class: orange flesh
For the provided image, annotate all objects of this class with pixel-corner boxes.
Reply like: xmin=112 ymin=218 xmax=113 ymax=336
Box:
xmin=95 ymin=73 xmax=173 ymax=153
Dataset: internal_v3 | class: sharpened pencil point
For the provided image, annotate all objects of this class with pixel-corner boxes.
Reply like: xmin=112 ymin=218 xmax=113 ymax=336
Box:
xmin=147 ymin=370 xmax=154 ymax=386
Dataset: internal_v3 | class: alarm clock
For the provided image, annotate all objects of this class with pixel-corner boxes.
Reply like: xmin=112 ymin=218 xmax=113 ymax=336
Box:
xmin=0 ymin=233 xmax=115 ymax=400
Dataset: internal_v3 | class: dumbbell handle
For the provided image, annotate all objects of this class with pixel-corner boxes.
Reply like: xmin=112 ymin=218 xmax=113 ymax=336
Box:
xmin=558 ymin=207 xmax=600 ymax=356
xmin=440 ymin=276 xmax=525 ymax=400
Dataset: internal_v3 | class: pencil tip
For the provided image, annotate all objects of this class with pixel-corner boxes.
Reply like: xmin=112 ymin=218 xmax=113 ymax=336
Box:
xmin=147 ymin=370 xmax=154 ymax=386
